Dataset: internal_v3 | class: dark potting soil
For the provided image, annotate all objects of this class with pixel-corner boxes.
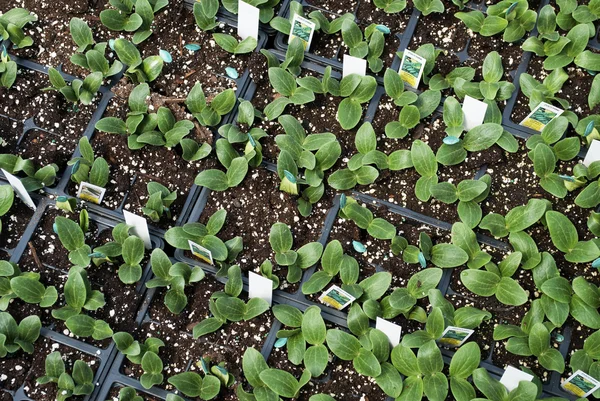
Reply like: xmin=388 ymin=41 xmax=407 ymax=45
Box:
xmin=479 ymin=137 xmax=595 ymax=282
xmin=125 ymin=277 xmax=273 ymax=399
xmin=0 ymin=250 xmax=9 ymax=260
xmin=19 ymin=129 xmax=78 ymax=174
xmin=305 ymin=0 xmax=359 ymax=14
xmin=410 ymin=3 xmax=469 ymax=54
xmin=0 ymin=196 xmax=33 ymax=250
xmin=0 ymin=114 xmax=23 ymax=152
xmin=463 ymin=33 xmax=524 ymax=83
xmin=0 ymin=69 xmax=47 ymax=122
xmin=190 ymin=167 xmax=334 ymax=293
xmin=23 ymin=337 xmax=99 ymax=401
xmin=510 ymin=54 xmax=600 ymax=124
xmin=15 ymin=207 xmax=148 ymax=347
xmin=0 ymin=391 xmax=11 ymax=401
xmin=267 ymin=325 xmax=388 ymax=401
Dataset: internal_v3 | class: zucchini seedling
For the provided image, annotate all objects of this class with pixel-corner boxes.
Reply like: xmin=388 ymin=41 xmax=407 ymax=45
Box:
xmin=68 ymin=137 xmax=110 ymax=188
xmin=100 ymin=0 xmax=168 ymax=43
xmin=0 ymin=261 xmax=58 ymax=311
xmin=269 ymin=222 xmax=323 ymax=283
xmin=0 ymin=312 xmax=41 ymax=356
xmin=0 ymin=154 xmax=58 ymax=191
xmin=113 ymin=331 xmax=165 ymax=389
xmin=142 ymin=181 xmax=177 ymax=223
xmin=0 ymin=8 xmax=37 ymax=48
xmin=36 ymin=352 xmax=95 ymax=401
xmin=69 ymin=18 xmax=123 ymax=78
xmin=44 ymin=68 xmax=103 ymax=108
xmin=0 ymin=46 xmax=17 ymax=89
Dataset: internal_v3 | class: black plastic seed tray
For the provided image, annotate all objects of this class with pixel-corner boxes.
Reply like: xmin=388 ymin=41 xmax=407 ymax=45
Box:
xmin=0 ymin=56 xmax=114 ymax=197
xmin=3 ymin=196 xmax=163 ymax=384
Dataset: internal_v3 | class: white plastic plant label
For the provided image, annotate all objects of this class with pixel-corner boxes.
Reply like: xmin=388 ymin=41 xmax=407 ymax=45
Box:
xmin=76 ymin=181 xmax=106 ymax=205
xmin=238 ymin=0 xmax=260 ymax=40
xmin=318 ymin=285 xmax=355 ymax=310
xmin=1 ymin=169 xmax=36 ymax=210
xmin=399 ymin=49 xmax=426 ymax=89
xmin=343 ymin=54 xmax=367 ymax=77
xmin=375 ymin=317 xmax=402 ymax=346
xmin=462 ymin=95 xmax=488 ymax=131
xmin=519 ymin=102 xmax=563 ymax=132
xmin=289 ymin=14 xmax=316 ymax=50
xmin=248 ymin=271 xmax=273 ymax=306
xmin=500 ymin=366 xmax=534 ymax=392
xmin=123 ymin=210 xmax=152 ymax=249
xmin=562 ymin=370 xmax=600 ymax=397
xmin=438 ymin=326 xmax=474 ymax=347
xmin=583 ymin=139 xmax=600 ymax=167
xmin=188 ymin=240 xmax=214 ymax=265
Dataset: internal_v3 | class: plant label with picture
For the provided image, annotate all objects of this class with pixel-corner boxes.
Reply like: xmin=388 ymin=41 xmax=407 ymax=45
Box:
xmin=343 ymin=54 xmax=367 ymax=77
xmin=1 ymin=169 xmax=36 ymax=210
xmin=318 ymin=285 xmax=355 ymax=310
xmin=238 ymin=0 xmax=260 ymax=40
xmin=462 ymin=95 xmax=488 ymax=131
xmin=562 ymin=370 xmax=600 ymax=397
xmin=399 ymin=50 xmax=426 ymax=89
xmin=188 ymin=240 xmax=214 ymax=265
xmin=519 ymin=102 xmax=563 ymax=132
xmin=500 ymin=366 xmax=534 ymax=392
xmin=76 ymin=181 xmax=106 ymax=205
xmin=376 ymin=317 xmax=402 ymax=346
xmin=248 ymin=271 xmax=273 ymax=306
xmin=123 ymin=210 xmax=152 ymax=249
xmin=289 ymin=14 xmax=316 ymax=50
xmin=438 ymin=326 xmax=474 ymax=347
xmin=583 ymin=139 xmax=600 ymax=167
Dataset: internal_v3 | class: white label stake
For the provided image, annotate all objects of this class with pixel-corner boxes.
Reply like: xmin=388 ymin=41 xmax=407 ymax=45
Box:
xmin=376 ymin=317 xmax=402 ymax=347
xmin=462 ymin=95 xmax=488 ymax=131
xmin=1 ymin=169 xmax=36 ymax=210
xmin=584 ymin=139 xmax=600 ymax=167
xmin=248 ymin=271 xmax=273 ymax=306
xmin=343 ymin=54 xmax=367 ymax=77
xmin=500 ymin=366 xmax=534 ymax=392
xmin=123 ymin=210 xmax=152 ymax=249
xmin=238 ymin=0 xmax=260 ymax=40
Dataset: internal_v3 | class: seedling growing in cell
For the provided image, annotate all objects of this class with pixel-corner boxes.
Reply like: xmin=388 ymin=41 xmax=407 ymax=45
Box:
xmin=68 ymin=137 xmax=110 ymax=188
xmin=0 ymin=312 xmax=41 ymax=356
xmin=44 ymin=68 xmax=102 ymax=108
xmin=213 ymin=33 xmax=257 ymax=54
xmin=0 ymin=8 xmax=37 ymax=48
xmin=164 ymin=209 xmax=243 ymax=266
xmin=69 ymin=18 xmax=123 ymax=77
xmin=269 ymin=222 xmax=323 ymax=283
xmin=0 ymin=261 xmax=58 ymax=311
xmin=0 ymin=154 xmax=59 ymax=191
xmin=142 ymin=181 xmax=177 ymax=223
xmin=145 ymin=249 xmax=205 ymax=314
xmin=113 ymin=39 xmax=164 ymax=83
xmin=519 ymin=68 xmax=570 ymax=111
xmin=36 ymin=352 xmax=95 ymax=401
xmin=341 ymin=21 xmax=386 ymax=73
xmin=168 ymin=357 xmax=232 ymax=399
xmin=191 ymin=265 xmax=270 ymax=338
xmin=113 ymin=331 xmax=165 ymax=389
xmin=100 ymin=0 xmax=168 ymax=43
xmin=51 ymin=267 xmax=113 ymax=340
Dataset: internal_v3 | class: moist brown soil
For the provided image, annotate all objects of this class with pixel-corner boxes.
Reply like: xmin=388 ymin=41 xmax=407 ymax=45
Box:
xmin=124 ymin=276 xmax=273 ymax=400
xmin=305 ymin=0 xmax=359 ymax=14
xmin=0 ymin=67 xmax=99 ymax=137
xmin=22 ymin=337 xmax=99 ymax=401
xmin=510 ymin=54 xmax=600 ymax=124
xmin=19 ymin=129 xmax=78 ymax=175
xmin=0 ymin=197 xmax=33 ymax=250
xmin=410 ymin=3 xmax=469 ymax=54
xmin=0 ymin=391 xmax=11 ymax=401
xmin=0 ymin=115 xmax=23 ymax=151
xmin=364 ymin=109 xmax=503 ymax=222
xmin=479 ymin=137 xmax=595 ymax=282
xmin=12 ymin=207 xmax=148 ymax=348
xmin=188 ymin=167 xmax=334 ymax=293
